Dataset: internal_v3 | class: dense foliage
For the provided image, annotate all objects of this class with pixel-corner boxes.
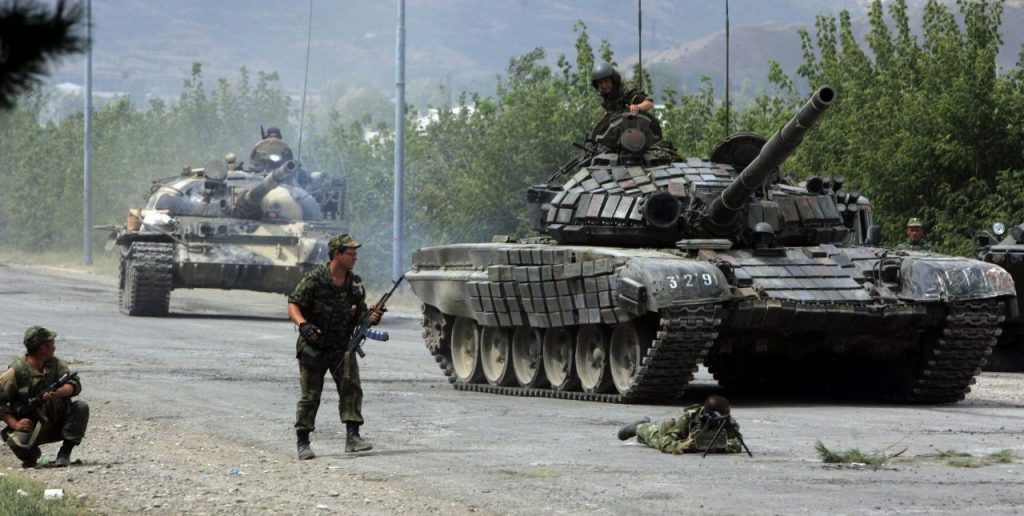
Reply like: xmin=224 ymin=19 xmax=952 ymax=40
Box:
xmin=1 ymin=0 xmax=1023 ymax=286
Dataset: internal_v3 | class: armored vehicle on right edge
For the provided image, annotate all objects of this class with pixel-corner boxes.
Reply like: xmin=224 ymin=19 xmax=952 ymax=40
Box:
xmin=974 ymin=223 xmax=1024 ymax=370
xmin=407 ymin=87 xmax=1016 ymax=404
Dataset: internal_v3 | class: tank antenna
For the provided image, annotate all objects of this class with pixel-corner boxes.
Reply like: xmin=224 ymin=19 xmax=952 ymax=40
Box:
xmin=725 ymin=0 xmax=731 ymax=136
xmin=637 ymin=0 xmax=643 ymax=91
xmin=296 ymin=0 xmax=314 ymax=162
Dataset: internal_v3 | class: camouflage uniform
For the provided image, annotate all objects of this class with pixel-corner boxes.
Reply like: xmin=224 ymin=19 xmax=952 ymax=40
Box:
xmin=897 ymin=217 xmax=934 ymax=251
xmin=594 ymin=78 xmax=679 ymax=162
xmin=0 ymin=327 xmax=88 ymax=466
xmin=289 ymin=263 xmax=369 ymax=431
xmin=600 ymin=80 xmax=651 ymax=114
xmin=896 ymin=241 xmax=934 ymax=251
xmin=636 ymin=404 xmax=743 ymax=454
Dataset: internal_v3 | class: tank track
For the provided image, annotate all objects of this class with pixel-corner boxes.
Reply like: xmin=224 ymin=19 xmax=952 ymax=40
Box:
xmin=120 ymin=242 xmax=174 ymax=316
xmin=898 ymin=299 xmax=1004 ymax=403
xmin=422 ymin=304 xmax=721 ymax=404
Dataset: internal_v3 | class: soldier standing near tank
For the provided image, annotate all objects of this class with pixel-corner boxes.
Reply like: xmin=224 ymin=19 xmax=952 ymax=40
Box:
xmin=288 ymin=234 xmax=383 ymax=459
xmin=617 ymin=395 xmax=745 ymax=454
xmin=897 ymin=218 xmax=934 ymax=251
xmin=0 ymin=326 xmax=88 ymax=468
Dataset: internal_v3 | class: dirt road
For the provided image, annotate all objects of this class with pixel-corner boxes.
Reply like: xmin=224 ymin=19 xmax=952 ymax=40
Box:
xmin=1 ymin=261 xmax=1023 ymax=514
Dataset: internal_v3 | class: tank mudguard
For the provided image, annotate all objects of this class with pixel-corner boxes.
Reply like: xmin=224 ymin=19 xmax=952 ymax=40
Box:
xmin=616 ymin=258 xmax=731 ymax=314
xmin=898 ymin=256 xmax=1015 ymax=302
xmin=406 ymin=269 xmax=488 ymax=320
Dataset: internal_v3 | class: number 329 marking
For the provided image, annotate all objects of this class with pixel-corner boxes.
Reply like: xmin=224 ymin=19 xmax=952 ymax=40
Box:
xmin=667 ymin=273 xmax=715 ymax=289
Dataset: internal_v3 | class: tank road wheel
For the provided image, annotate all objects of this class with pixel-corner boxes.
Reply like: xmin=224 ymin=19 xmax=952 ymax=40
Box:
xmin=543 ymin=327 xmax=580 ymax=391
xmin=610 ymin=321 xmax=646 ymax=395
xmin=575 ymin=325 xmax=614 ymax=393
xmin=480 ymin=326 xmax=516 ymax=386
xmin=511 ymin=327 xmax=548 ymax=388
xmin=450 ymin=317 xmax=485 ymax=384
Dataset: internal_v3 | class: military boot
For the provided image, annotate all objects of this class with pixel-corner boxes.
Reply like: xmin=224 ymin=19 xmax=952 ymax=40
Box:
xmin=296 ymin=430 xmax=315 ymax=460
xmin=345 ymin=422 xmax=372 ymax=453
xmin=54 ymin=441 xmax=75 ymax=467
xmin=617 ymin=416 xmax=651 ymax=441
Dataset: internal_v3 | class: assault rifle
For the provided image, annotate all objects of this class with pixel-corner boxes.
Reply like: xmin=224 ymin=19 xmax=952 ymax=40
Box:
xmin=1 ymin=371 xmax=78 ymax=442
xmin=699 ymin=411 xmax=753 ymax=458
xmin=346 ymin=275 xmax=406 ymax=359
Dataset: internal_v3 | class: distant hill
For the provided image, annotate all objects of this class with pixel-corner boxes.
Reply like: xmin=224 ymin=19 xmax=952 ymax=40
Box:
xmin=46 ymin=0 xmax=1024 ymax=107
xmin=640 ymin=2 xmax=1024 ymax=99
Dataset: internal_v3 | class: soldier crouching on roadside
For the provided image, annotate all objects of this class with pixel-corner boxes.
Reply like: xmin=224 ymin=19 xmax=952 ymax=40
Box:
xmin=288 ymin=234 xmax=383 ymax=459
xmin=618 ymin=395 xmax=745 ymax=454
xmin=0 ymin=326 xmax=88 ymax=468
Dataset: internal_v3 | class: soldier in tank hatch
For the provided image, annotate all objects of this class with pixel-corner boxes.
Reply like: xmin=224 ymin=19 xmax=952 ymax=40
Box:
xmin=897 ymin=217 xmax=934 ymax=251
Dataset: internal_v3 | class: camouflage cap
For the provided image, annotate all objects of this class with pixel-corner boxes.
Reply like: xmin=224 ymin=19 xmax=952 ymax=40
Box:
xmin=328 ymin=234 xmax=361 ymax=252
xmin=23 ymin=325 xmax=57 ymax=352
xmin=907 ymin=217 xmax=923 ymax=228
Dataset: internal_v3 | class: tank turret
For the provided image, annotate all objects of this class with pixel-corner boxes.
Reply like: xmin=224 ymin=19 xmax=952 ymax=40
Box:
xmin=530 ymin=87 xmax=840 ymax=248
xmin=703 ymin=87 xmax=835 ymax=235
xmin=235 ymin=160 xmax=298 ymax=218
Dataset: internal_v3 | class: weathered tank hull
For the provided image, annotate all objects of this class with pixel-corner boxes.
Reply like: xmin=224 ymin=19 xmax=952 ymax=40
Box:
xmin=975 ymin=243 xmax=1024 ymax=370
xmin=115 ymin=215 xmax=337 ymax=316
xmin=105 ymin=147 xmax=346 ymax=316
xmin=409 ymin=242 xmax=1014 ymax=403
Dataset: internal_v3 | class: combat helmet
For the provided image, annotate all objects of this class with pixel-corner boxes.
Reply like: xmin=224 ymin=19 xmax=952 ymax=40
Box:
xmin=703 ymin=395 xmax=731 ymax=415
xmin=590 ymin=63 xmax=621 ymax=91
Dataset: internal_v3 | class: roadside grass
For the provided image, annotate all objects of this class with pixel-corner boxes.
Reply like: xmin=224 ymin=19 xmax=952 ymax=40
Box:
xmin=0 ymin=473 xmax=86 ymax=515
xmin=931 ymin=449 xmax=1017 ymax=468
xmin=814 ymin=440 xmax=906 ymax=466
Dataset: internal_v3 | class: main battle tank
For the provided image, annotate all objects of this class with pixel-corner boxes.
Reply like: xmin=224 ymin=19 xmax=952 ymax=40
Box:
xmin=974 ymin=222 xmax=1024 ymax=370
xmin=406 ymin=87 xmax=1016 ymax=403
xmin=106 ymin=138 xmax=346 ymax=316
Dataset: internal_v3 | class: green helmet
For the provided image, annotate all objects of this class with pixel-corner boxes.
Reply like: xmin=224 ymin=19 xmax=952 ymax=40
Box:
xmin=590 ymin=63 xmax=621 ymax=90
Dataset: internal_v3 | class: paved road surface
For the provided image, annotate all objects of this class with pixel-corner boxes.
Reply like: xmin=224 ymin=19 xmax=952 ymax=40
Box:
xmin=2 ymin=261 xmax=1022 ymax=514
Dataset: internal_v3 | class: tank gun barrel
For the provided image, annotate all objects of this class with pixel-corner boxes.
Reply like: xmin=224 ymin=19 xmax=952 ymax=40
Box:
xmin=238 ymin=160 xmax=298 ymax=214
xmin=706 ymin=87 xmax=835 ymax=232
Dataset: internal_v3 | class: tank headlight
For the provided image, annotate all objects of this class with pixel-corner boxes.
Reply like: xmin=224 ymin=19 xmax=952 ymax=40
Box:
xmin=993 ymin=222 xmax=1006 ymax=236
xmin=268 ymin=153 xmax=282 ymax=162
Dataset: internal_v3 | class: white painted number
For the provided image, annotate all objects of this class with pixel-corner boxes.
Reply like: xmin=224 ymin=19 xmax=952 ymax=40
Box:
xmin=666 ymin=273 xmax=716 ymax=289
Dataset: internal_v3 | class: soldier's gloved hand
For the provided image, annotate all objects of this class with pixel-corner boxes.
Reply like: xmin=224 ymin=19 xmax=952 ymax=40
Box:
xmin=299 ymin=322 xmax=320 ymax=341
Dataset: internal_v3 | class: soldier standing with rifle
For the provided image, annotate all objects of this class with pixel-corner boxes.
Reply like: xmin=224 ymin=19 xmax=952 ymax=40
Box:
xmin=288 ymin=234 xmax=383 ymax=459
xmin=0 ymin=326 xmax=88 ymax=468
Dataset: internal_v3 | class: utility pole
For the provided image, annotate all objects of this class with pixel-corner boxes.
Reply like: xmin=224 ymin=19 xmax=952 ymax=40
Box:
xmin=83 ymin=0 xmax=93 ymax=266
xmin=393 ymin=0 xmax=406 ymax=283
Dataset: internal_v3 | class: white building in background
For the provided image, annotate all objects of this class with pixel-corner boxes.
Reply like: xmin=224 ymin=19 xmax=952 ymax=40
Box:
xmin=414 ymin=105 xmax=476 ymax=132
